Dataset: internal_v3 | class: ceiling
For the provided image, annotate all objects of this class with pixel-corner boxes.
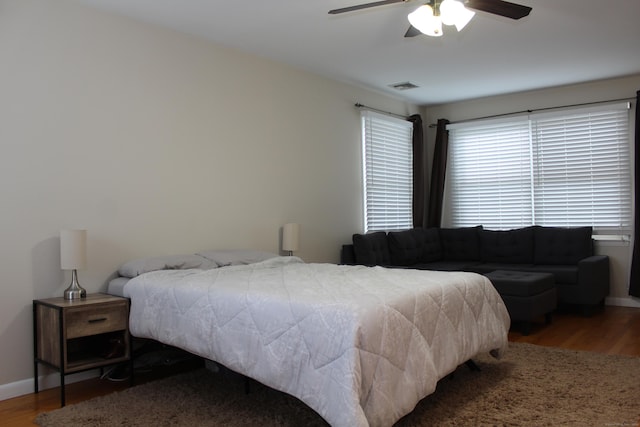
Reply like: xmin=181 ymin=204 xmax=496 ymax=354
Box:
xmin=75 ymin=0 xmax=640 ymax=106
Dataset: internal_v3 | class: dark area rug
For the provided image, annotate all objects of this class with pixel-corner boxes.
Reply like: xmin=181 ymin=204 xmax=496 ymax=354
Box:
xmin=34 ymin=342 xmax=640 ymax=426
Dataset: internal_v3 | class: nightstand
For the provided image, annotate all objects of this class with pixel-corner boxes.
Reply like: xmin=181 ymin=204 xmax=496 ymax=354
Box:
xmin=33 ymin=293 xmax=132 ymax=406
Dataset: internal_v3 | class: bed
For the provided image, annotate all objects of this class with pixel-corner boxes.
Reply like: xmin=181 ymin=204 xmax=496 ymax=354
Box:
xmin=108 ymin=250 xmax=510 ymax=427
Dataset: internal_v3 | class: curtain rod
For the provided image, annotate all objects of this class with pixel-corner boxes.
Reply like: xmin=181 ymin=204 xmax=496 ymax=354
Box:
xmin=427 ymin=96 xmax=635 ymax=128
xmin=355 ymin=103 xmax=409 ymax=120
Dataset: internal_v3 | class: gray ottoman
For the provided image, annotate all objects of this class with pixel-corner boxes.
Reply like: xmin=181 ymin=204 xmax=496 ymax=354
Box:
xmin=485 ymin=270 xmax=557 ymax=335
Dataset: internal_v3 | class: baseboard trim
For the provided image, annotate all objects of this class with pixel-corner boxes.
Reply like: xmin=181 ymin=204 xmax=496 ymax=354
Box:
xmin=606 ymin=296 xmax=640 ymax=308
xmin=0 ymin=369 xmax=99 ymax=402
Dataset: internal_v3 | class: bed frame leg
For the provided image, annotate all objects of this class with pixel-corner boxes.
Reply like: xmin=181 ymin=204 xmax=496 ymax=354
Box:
xmin=448 ymin=359 xmax=481 ymax=381
xmin=465 ymin=359 xmax=481 ymax=372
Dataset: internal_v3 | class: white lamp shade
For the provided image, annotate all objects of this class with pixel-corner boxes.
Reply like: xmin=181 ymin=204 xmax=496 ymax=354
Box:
xmin=440 ymin=0 xmax=475 ymax=31
xmin=282 ymin=223 xmax=300 ymax=252
xmin=60 ymin=229 xmax=87 ymax=270
xmin=408 ymin=5 xmax=443 ymax=37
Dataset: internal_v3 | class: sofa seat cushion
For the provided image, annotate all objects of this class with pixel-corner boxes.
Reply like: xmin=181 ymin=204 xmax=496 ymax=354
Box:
xmin=471 ymin=263 xmax=536 ymax=274
xmin=352 ymin=232 xmax=391 ymax=266
xmin=439 ymin=226 xmax=482 ymax=261
xmin=479 ymin=227 xmax=535 ymax=264
xmin=534 ymin=226 xmax=593 ymax=265
xmin=413 ymin=261 xmax=483 ymax=272
xmin=524 ymin=265 xmax=579 ymax=285
xmin=484 ymin=270 xmax=555 ymax=297
xmin=388 ymin=228 xmax=442 ymax=265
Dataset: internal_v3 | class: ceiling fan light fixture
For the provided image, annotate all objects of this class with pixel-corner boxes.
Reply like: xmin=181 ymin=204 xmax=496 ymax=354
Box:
xmin=408 ymin=5 xmax=443 ymax=37
xmin=440 ymin=0 xmax=475 ymax=31
xmin=453 ymin=6 xmax=475 ymax=31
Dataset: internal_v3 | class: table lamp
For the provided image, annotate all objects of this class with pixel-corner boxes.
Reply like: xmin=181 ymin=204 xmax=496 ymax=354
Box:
xmin=60 ymin=229 xmax=87 ymax=300
xmin=282 ymin=223 xmax=300 ymax=256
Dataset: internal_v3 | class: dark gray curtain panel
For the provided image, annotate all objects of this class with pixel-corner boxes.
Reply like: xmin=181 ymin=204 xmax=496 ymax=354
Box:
xmin=427 ymin=119 xmax=450 ymax=228
xmin=629 ymin=90 xmax=640 ymax=297
xmin=409 ymin=114 xmax=427 ymax=228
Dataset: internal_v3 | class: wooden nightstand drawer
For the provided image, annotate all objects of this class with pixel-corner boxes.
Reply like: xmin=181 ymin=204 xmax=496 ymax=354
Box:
xmin=66 ymin=302 xmax=128 ymax=339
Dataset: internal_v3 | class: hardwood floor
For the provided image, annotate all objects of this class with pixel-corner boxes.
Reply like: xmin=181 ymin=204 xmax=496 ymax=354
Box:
xmin=508 ymin=305 xmax=640 ymax=356
xmin=1 ymin=305 xmax=639 ymax=426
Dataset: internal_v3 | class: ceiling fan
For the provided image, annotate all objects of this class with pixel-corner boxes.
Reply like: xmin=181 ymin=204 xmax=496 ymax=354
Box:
xmin=328 ymin=0 xmax=532 ymax=37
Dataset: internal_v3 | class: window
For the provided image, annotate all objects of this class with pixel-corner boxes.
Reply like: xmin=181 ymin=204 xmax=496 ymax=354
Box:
xmin=446 ymin=102 xmax=631 ymax=236
xmin=361 ymin=110 xmax=413 ymax=233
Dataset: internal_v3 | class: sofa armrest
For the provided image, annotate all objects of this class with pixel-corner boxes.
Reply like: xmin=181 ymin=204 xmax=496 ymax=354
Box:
xmin=341 ymin=244 xmax=356 ymax=265
xmin=577 ymin=255 xmax=610 ymax=303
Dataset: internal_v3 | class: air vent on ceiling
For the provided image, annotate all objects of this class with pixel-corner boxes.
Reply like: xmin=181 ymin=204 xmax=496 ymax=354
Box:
xmin=389 ymin=82 xmax=419 ymax=90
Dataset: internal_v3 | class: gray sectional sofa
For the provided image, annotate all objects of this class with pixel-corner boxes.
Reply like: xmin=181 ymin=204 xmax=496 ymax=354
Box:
xmin=341 ymin=226 xmax=610 ymax=314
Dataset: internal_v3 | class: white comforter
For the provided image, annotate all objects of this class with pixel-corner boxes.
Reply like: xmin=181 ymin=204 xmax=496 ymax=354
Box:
xmin=124 ymin=256 xmax=509 ymax=427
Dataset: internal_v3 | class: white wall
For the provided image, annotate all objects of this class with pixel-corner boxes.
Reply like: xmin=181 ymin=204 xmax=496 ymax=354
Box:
xmin=424 ymin=74 xmax=640 ymax=307
xmin=0 ymin=0 xmax=418 ymax=393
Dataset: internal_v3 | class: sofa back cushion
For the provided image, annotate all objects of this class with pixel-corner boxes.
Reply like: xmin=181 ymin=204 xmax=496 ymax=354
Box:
xmin=421 ymin=228 xmax=443 ymax=262
xmin=534 ymin=226 xmax=593 ymax=265
xmin=388 ymin=228 xmax=442 ymax=266
xmin=479 ymin=227 xmax=535 ymax=264
xmin=352 ymin=232 xmax=391 ymax=266
xmin=439 ymin=226 xmax=483 ymax=261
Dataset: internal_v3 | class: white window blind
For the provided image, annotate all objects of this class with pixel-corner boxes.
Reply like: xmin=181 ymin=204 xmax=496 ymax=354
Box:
xmin=361 ymin=110 xmax=413 ymax=233
xmin=446 ymin=102 xmax=631 ymax=233
xmin=531 ymin=106 xmax=631 ymax=229
xmin=447 ymin=119 xmax=533 ymax=228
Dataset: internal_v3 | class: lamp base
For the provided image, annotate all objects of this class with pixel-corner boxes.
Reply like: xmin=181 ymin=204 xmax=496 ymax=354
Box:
xmin=64 ymin=270 xmax=87 ymax=300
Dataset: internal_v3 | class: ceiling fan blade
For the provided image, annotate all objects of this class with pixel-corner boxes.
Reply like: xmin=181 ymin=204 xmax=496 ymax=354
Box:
xmin=404 ymin=26 xmax=422 ymax=37
xmin=465 ymin=0 xmax=532 ymax=19
xmin=329 ymin=0 xmax=406 ymax=15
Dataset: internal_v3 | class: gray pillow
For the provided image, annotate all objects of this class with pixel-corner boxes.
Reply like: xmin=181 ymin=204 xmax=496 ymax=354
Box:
xmin=118 ymin=254 xmax=214 ymax=278
xmin=196 ymin=249 xmax=278 ymax=267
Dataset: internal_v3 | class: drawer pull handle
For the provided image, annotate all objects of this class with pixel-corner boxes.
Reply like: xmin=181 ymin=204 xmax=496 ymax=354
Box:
xmin=88 ymin=317 xmax=107 ymax=323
